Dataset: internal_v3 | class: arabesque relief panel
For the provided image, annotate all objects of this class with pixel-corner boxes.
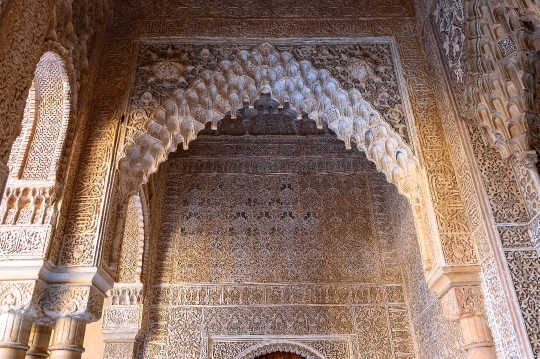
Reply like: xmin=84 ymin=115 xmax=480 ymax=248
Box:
xmin=136 ymin=137 xmax=465 ymax=359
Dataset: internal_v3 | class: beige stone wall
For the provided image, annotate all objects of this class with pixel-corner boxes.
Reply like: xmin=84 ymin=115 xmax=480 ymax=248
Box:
xmin=82 ymin=319 xmax=105 ymax=359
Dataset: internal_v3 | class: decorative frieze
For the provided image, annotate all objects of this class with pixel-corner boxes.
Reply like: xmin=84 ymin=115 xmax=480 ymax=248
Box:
xmin=0 ymin=226 xmax=51 ymax=258
xmin=149 ymin=283 xmax=404 ymax=307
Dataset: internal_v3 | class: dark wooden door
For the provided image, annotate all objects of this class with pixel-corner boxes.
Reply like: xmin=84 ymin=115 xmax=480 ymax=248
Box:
xmin=254 ymin=352 xmax=306 ymax=359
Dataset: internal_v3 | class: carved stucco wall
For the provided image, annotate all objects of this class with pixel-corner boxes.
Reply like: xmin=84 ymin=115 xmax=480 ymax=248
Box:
xmin=394 ymin=186 xmax=466 ymax=359
xmin=61 ymin=2 xmax=518 ymax=357
xmin=0 ymin=0 xmax=526 ymax=357
xmin=415 ymin=0 xmax=540 ymax=356
xmin=134 ymin=137 xmax=465 ymax=359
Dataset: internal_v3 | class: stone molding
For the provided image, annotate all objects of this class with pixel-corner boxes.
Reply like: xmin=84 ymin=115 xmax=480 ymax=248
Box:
xmin=234 ymin=340 xmax=326 ymax=359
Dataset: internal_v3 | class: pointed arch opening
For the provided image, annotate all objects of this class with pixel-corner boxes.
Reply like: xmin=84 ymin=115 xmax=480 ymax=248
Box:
xmin=0 ymin=51 xmax=71 ymax=259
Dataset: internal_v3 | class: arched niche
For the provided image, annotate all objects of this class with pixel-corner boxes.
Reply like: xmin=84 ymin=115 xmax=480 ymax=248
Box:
xmin=12 ymin=51 xmax=71 ymax=181
xmin=235 ymin=340 xmax=326 ymax=359
xmin=0 ymin=51 xmax=71 ymax=258
xmin=112 ymin=42 xmax=449 ymax=286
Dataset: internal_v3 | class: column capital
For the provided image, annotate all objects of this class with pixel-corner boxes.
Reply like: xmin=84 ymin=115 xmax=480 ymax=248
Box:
xmin=40 ymin=285 xmax=105 ymax=324
xmin=0 ymin=280 xmax=46 ymax=318
xmin=441 ymin=285 xmax=486 ymax=322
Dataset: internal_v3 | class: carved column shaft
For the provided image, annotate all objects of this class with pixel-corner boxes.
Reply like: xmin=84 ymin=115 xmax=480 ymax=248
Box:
xmin=441 ymin=286 xmax=496 ymax=359
xmin=460 ymin=314 xmax=495 ymax=358
xmin=48 ymin=317 xmax=86 ymax=359
xmin=0 ymin=312 xmax=33 ymax=359
xmin=25 ymin=323 xmax=52 ymax=359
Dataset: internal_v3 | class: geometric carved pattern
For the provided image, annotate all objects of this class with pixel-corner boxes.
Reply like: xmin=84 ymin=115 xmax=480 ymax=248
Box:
xmin=117 ymin=194 xmax=145 ymax=283
xmin=498 ymin=36 xmax=518 ymax=58
xmin=22 ymin=51 xmax=70 ymax=181
xmin=136 ymin=136 xmax=462 ymax=358
xmin=505 ymin=249 xmax=540 ymax=353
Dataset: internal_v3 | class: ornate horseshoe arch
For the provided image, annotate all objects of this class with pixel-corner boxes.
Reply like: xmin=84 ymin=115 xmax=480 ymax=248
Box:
xmin=119 ymin=42 xmax=420 ymax=202
xmin=233 ymin=340 xmax=326 ymax=359
xmin=111 ymin=41 xmax=442 ymax=278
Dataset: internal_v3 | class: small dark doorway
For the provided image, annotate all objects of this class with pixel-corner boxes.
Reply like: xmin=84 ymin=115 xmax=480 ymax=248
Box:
xmin=254 ymin=352 xmax=306 ymax=359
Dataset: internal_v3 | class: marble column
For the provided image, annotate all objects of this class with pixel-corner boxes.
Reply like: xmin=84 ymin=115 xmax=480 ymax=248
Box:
xmin=441 ymin=286 xmax=496 ymax=359
xmin=48 ymin=317 xmax=86 ymax=359
xmin=25 ymin=323 xmax=52 ymax=359
xmin=460 ymin=314 xmax=496 ymax=359
xmin=0 ymin=312 xmax=34 ymax=359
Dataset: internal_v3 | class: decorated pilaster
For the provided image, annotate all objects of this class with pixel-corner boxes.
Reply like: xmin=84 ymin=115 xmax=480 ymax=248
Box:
xmin=101 ymin=284 xmax=144 ymax=359
xmin=102 ymin=192 xmax=145 ymax=359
